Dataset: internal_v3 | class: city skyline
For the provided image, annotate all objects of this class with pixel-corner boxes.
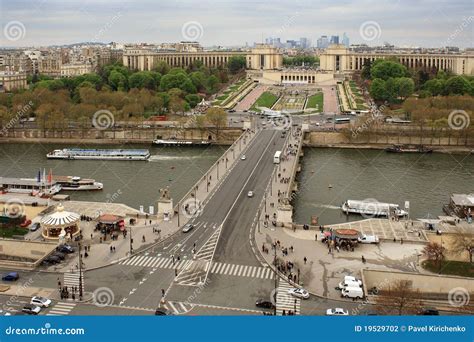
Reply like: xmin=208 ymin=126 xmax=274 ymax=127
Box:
xmin=1 ymin=0 xmax=473 ymax=48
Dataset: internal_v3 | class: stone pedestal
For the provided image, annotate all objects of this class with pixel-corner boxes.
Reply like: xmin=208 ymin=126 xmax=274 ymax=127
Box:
xmin=157 ymin=199 xmax=174 ymax=221
xmin=276 ymin=204 xmax=293 ymax=227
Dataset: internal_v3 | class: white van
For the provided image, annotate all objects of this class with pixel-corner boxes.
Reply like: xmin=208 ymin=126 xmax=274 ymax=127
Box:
xmin=358 ymin=235 xmax=379 ymax=244
xmin=344 ymin=276 xmax=362 ymax=286
xmin=338 ymin=280 xmax=362 ymax=289
xmin=341 ymin=286 xmax=364 ymax=299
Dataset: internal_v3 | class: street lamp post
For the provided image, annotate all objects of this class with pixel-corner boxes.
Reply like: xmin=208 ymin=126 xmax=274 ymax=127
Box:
xmin=78 ymin=242 xmax=83 ymax=301
xmin=273 ymin=244 xmax=277 ymax=316
xmin=129 ymin=225 xmax=133 ymax=255
xmin=217 ymin=161 xmax=219 ymax=179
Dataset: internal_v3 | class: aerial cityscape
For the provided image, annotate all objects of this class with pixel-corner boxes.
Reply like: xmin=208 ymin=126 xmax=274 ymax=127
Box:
xmin=0 ymin=0 xmax=473 ymax=341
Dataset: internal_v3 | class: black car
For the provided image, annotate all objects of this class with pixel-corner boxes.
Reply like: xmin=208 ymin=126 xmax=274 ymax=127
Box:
xmin=255 ymin=299 xmax=274 ymax=309
xmin=52 ymin=252 xmax=66 ymax=260
xmin=57 ymin=244 xmax=75 ymax=254
xmin=29 ymin=222 xmax=41 ymax=232
xmin=155 ymin=308 xmax=172 ymax=316
xmin=418 ymin=307 xmax=439 ymax=315
xmin=44 ymin=255 xmax=61 ymax=264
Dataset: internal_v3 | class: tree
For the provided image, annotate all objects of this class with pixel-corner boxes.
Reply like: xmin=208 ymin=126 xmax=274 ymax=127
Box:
xmin=423 ymin=79 xmax=444 ymax=96
xmin=370 ymin=78 xmax=388 ymax=101
xmin=168 ymin=96 xmax=186 ymax=115
xmin=185 ymin=94 xmax=201 ymax=108
xmin=205 ymin=107 xmax=227 ymax=137
xmin=206 ymin=75 xmax=219 ymax=93
xmin=423 ymin=242 xmax=446 ymax=272
xmin=397 ymin=77 xmax=415 ymax=100
xmin=451 ymin=231 xmax=474 ymax=263
xmin=374 ymin=280 xmax=423 ymax=315
xmin=371 ymin=60 xmax=407 ymax=81
xmin=129 ymin=71 xmax=156 ymax=90
xmin=444 ymin=76 xmax=472 ymax=95
xmin=227 ymin=56 xmax=247 ymax=74
xmin=153 ymin=61 xmax=170 ymax=75
xmin=108 ymin=70 xmax=127 ymax=91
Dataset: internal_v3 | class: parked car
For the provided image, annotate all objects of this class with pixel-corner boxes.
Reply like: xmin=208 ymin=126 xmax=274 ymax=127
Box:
xmin=288 ymin=288 xmax=310 ymax=299
xmin=182 ymin=224 xmax=194 ymax=233
xmin=43 ymin=255 xmax=61 ymax=264
xmin=29 ymin=222 xmax=41 ymax=232
xmin=326 ymin=308 xmax=349 ymax=316
xmin=418 ymin=307 xmax=439 ymax=315
xmin=358 ymin=234 xmax=379 ymax=244
xmin=241 ymin=155 xmax=246 ymax=160
xmin=52 ymin=252 xmax=66 ymax=260
xmin=154 ymin=308 xmax=172 ymax=316
xmin=247 ymin=191 xmax=254 ymax=198
xmin=22 ymin=305 xmax=41 ymax=315
xmin=255 ymin=299 xmax=274 ymax=309
xmin=341 ymin=287 xmax=364 ymax=300
xmin=56 ymin=244 xmax=74 ymax=254
xmin=2 ymin=272 xmax=19 ymax=281
xmin=20 ymin=219 xmax=32 ymax=228
xmin=30 ymin=296 xmax=52 ymax=308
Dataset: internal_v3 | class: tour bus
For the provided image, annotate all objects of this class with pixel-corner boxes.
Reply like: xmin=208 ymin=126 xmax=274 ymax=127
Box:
xmin=335 ymin=117 xmax=351 ymax=124
xmin=273 ymin=151 xmax=282 ymax=164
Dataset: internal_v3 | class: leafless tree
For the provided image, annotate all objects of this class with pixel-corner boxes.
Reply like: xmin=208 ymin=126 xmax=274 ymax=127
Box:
xmin=423 ymin=242 xmax=446 ymax=272
xmin=374 ymin=280 xmax=423 ymax=315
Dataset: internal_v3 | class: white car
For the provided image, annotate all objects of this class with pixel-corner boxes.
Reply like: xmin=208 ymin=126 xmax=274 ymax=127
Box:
xmin=30 ymin=296 xmax=52 ymax=308
xmin=247 ymin=191 xmax=254 ymax=198
xmin=344 ymin=276 xmax=363 ymax=286
xmin=326 ymin=308 xmax=349 ymax=316
xmin=288 ymin=288 xmax=310 ymax=299
xmin=241 ymin=155 xmax=246 ymax=160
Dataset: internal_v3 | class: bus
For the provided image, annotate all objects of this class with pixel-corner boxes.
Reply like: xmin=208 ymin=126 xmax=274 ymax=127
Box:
xmin=273 ymin=151 xmax=282 ymax=164
xmin=335 ymin=117 xmax=351 ymax=124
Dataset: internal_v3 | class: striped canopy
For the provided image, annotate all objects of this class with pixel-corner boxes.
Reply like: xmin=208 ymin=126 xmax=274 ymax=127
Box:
xmin=41 ymin=204 xmax=80 ymax=227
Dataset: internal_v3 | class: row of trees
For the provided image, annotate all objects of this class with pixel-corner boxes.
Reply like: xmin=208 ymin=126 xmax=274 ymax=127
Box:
xmin=283 ymin=55 xmax=319 ymax=67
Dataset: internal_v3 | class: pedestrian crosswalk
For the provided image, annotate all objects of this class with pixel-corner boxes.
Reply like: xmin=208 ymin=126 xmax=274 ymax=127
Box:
xmin=119 ymin=255 xmax=188 ymax=269
xmin=175 ymin=259 xmax=209 ymax=286
xmin=46 ymin=302 xmax=76 ymax=316
xmin=210 ymin=262 xmax=274 ymax=280
xmin=195 ymin=226 xmax=221 ymax=261
xmin=63 ymin=272 xmax=84 ymax=292
xmin=161 ymin=301 xmax=194 ymax=315
xmin=275 ymin=281 xmax=300 ymax=315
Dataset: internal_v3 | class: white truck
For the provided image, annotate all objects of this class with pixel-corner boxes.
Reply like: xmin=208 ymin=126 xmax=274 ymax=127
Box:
xmin=358 ymin=234 xmax=380 ymax=244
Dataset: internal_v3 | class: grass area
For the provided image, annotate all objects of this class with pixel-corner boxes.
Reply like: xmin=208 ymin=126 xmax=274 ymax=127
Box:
xmin=217 ymin=94 xmax=229 ymax=101
xmin=306 ymin=93 xmax=324 ymax=110
xmin=250 ymin=92 xmax=279 ymax=111
xmin=0 ymin=227 xmax=29 ymax=238
xmin=422 ymin=260 xmax=474 ymax=278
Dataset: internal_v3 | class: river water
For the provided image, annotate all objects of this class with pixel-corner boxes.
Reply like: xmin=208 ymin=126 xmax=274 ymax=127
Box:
xmin=0 ymin=143 xmax=224 ymax=210
xmin=1 ymin=144 xmax=473 ymax=225
xmin=293 ymin=147 xmax=474 ymax=225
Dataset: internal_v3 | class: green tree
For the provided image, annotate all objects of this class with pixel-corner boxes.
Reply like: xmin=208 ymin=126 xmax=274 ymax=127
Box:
xmin=444 ymin=76 xmax=471 ymax=95
xmin=371 ymin=60 xmax=407 ymax=81
xmin=423 ymin=79 xmax=444 ymax=96
xmin=206 ymin=75 xmax=220 ymax=93
xmin=185 ymin=94 xmax=201 ymax=108
xmin=108 ymin=70 xmax=127 ymax=91
xmin=397 ymin=77 xmax=415 ymax=100
xmin=370 ymin=78 xmax=388 ymax=101
xmin=153 ymin=61 xmax=170 ymax=75
xmin=227 ymin=56 xmax=247 ymax=74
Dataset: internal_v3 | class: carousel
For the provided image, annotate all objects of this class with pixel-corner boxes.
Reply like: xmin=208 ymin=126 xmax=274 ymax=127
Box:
xmin=41 ymin=203 xmax=81 ymax=241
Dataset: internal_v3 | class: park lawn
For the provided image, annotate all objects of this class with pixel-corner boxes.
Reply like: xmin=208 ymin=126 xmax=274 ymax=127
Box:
xmin=217 ymin=94 xmax=229 ymax=101
xmin=0 ymin=227 xmax=29 ymax=238
xmin=422 ymin=260 xmax=474 ymax=278
xmin=251 ymin=92 xmax=279 ymax=110
xmin=306 ymin=93 xmax=324 ymax=110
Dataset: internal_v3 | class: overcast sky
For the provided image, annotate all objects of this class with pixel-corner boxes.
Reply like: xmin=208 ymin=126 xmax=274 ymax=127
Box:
xmin=1 ymin=0 xmax=473 ymax=48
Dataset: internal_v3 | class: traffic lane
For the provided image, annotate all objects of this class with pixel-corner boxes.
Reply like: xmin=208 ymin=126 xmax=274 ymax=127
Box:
xmin=167 ymin=273 xmax=274 ymax=313
xmin=68 ymin=302 xmax=154 ymax=316
xmin=214 ymin=131 xmax=285 ymax=265
xmin=0 ymin=294 xmax=31 ymax=314
xmin=0 ymin=269 xmax=58 ymax=291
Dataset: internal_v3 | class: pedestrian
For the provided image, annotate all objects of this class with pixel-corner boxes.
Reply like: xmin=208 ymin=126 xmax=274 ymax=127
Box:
xmin=149 ymin=219 xmax=152 ymax=225
xmin=400 ymin=238 xmax=403 ymax=245
xmin=161 ymin=289 xmax=165 ymax=297
xmin=315 ymin=233 xmax=317 ymax=241
xmin=72 ymin=293 xmax=75 ymax=301
xmin=282 ymin=310 xmax=286 ymax=316
xmin=303 ymin=256 xmax=307 ymax=264
xmin=110 ymin=246 xmax=113 ymax=253
xmin=175 ymin=269 xmax=178 ymax=277
xmin=336 ymin=246 xmax=340 ymax=253
xmin=177 ymin=255 xmax=180 ymax=262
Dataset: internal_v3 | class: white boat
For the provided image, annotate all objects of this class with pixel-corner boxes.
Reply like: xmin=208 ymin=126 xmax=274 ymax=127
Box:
xmin=0 ymin=177 xmax=61 ymax=196
xmin=152 ymin=139 xmax=211 ymax=147
xmin=53 ymin=176 xmax=103 ymax=191
xmin=46 ymin=148 xmax=150 ymax=161
xmin=341 ymin=199 xmax=408 ymax=217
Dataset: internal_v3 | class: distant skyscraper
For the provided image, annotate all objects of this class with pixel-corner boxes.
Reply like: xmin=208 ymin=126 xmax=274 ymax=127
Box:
xmin=342 ymin=32 xmax=350 ymax=47
xmin=330 ymin=35 xmax=339 ymax=45
xmin=299 ymin=37 xmax=310 ymax=49
xmin=316 ymin=35 xmax=329 ymax=49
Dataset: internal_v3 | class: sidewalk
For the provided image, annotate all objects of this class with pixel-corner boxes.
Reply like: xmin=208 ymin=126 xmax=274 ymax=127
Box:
xmin=42 ymin=129 xmax=258 ymax=272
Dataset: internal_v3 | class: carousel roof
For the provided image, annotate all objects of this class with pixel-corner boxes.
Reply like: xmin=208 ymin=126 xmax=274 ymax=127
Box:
xmin=41 ymin=204 xmax=80 ymax=227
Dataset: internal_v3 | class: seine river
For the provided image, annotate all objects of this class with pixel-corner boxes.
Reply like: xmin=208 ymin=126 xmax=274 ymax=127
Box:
xmin=293 ymin=147 xmax=474 ymax=225
xmin=0 ymin=143 xmax=224 ymax=210
xmin=0 ymin=144 xmax=472 ymax=225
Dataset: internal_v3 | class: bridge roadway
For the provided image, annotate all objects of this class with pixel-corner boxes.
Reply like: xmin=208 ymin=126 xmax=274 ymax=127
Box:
xmin=81 ymin=128 xmax=288 ymax=313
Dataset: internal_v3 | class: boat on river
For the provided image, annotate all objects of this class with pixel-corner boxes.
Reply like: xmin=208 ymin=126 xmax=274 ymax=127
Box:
xmin=152 ymin=138 xmax=211 ymax=147
xmin=47 ymin=148 xmax=150 ymax=161
xmin=53 ymin=176 xmax=103 ymax=191
xmin=342 ymin=199 xmax=408 ymax=217
xmin=385 ymin=144 xmax=433 ymax=153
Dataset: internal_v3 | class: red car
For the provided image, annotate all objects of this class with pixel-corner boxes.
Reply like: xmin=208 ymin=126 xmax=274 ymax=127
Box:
xmin=20 ymin=220 xmax=32 ymax=228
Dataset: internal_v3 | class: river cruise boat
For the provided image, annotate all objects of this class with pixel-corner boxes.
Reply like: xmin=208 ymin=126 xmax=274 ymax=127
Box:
xmin=47 ymin=148 xmax=150 ymax=161
xmin=443 ymin=193 xmax=474 ymax=219
xmin=152 ymin=138 xmax=211 ymax=147
xmin=53 ymin=176 xmax=103 ymax=191
xmin=385 ymin=144 xmax=433 ymax=153
xmin=0 ymin=177 xmax=61 ymax=196
xmin=342 ymin=200 xmax=408 ymax=217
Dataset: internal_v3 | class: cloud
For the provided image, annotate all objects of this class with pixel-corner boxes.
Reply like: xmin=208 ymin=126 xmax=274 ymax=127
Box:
xmin=1 ymin=0 xmax=473 ymax=47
